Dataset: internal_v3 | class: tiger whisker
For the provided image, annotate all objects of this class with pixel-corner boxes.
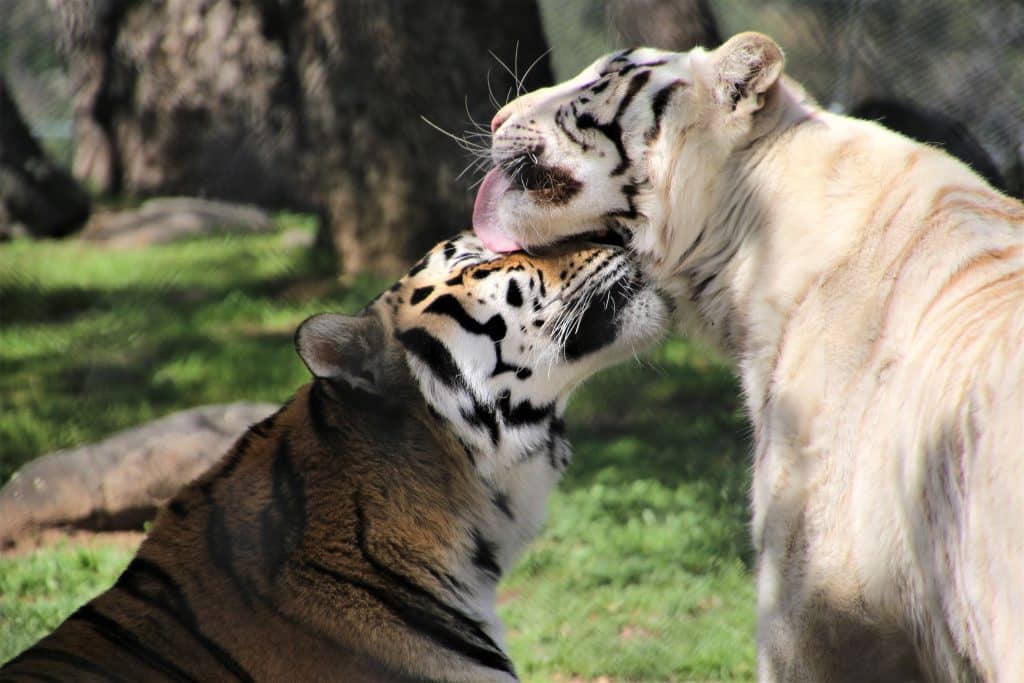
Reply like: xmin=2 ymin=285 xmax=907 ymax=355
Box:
xmin=420 ymin=116 xmax=491 ymax=155
xmin=518 ymin=48 xmax=552 ymax=96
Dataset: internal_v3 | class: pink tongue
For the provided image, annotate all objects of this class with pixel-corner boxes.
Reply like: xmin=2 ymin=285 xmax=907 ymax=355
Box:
xmin=472 ymin=168 xmax=521 ymax=252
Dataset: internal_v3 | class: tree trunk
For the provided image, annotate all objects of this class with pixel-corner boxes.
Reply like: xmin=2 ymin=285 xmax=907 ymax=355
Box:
xmin=608 ymin=0 xmax=722 ymax=51
xmin=51 ymin=0 xmax=553 ymax=275
xmin=0 ymin=76 xmax=90 ymax=239
xmin=51 ymin=0 xmax=309 ymax=209
xmin=291 ymin=0 xmax=553 ymax=276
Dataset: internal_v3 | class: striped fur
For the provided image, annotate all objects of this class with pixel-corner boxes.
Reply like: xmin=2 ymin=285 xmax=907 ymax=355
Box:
xmin=1 ymin=233 xmax=668 ymax=682
xmin=483 ymin=33 xmax=1024 ymax=683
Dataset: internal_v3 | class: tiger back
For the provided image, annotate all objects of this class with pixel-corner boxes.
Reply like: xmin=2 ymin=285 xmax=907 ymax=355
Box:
xmin=1 ymin=233 xmax=668 ymax=682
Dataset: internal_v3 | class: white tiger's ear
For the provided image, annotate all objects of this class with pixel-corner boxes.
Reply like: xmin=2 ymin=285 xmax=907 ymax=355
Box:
xmin=711 ymin=32 xmax=784 ymax=115
xmin=295 ymin=313 xmax=387 ymax=392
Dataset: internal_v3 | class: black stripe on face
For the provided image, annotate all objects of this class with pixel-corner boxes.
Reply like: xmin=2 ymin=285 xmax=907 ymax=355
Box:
xmin=410 ymin=285 xmax=434 ymax=305
xmin=556 ymin=107 xmax=590 ymax=151
xmin=2 ymin=647 xmax=131 ymax=683
xmin=425 ymin=294 xmax=506 ymax=342
xmin=115 ymin=559 xmax=254 ymax=682
xmin=406 ymin=257 xmax=429 ymax=277
xmin=471 ymin=529 xmax=501 ymax=579
xmin=505 ymin=280 xmax=523 ymax=307
xmin=496 ymin=391 xmax=554 ymax=427
xmin=69 ymin=605 xmax=199 ymax=682
xmin=646 ymin=80 xmax=686 ymax=142
xmin=563 ymin=275 xmax=634 ymax=361
xmin=396 ymin=327 xmax=463 ymax=388
xmin=604 ymin=182 xmax=641 ymax=221
xmin=576 ymin=70 xmax=651 ymax=176
xmin=506 ymin=399 xmax=554 ymax=426
xmin=443 ymin=241 xmax=458 ymax=261
xmin=461 ymin=402 xmax=500 ymax=446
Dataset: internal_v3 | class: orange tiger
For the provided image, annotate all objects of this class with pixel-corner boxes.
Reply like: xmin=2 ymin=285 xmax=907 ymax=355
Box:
xmin=1 ymin=232 xmax=668 ymax=682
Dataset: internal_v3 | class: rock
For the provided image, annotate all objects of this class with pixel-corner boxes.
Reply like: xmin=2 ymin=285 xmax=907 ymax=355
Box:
xmin=81 ymin=196 xmax=274 ymax=247
xmin=0 ymin=402 xmax=277 ymax=545
xmin=51 ymin=0 xmax=554 ymax=275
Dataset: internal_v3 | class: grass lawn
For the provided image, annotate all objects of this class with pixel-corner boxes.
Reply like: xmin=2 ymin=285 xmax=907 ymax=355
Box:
xmin=0 ymin=215 xmax=755 ymax=681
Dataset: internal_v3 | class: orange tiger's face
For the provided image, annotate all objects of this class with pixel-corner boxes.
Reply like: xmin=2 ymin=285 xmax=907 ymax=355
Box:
xmin=379 ymin=232 xmax=668 ymax=415
xmin=299 ymin=232 xmax=671 ymax=472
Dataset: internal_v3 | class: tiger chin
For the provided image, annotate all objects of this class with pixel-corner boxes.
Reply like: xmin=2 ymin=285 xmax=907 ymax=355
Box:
xmin=480 ymin=32 xmax=1024 ymax=683
xmin=1 ymin=233 xmax=669 ymax=682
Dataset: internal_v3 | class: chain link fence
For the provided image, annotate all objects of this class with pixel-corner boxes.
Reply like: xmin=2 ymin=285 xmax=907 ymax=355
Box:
xmin=3 ymin=1 xmax=1022 ymax=191
xmin=539 ymin=0 xmax=1024 ymax=194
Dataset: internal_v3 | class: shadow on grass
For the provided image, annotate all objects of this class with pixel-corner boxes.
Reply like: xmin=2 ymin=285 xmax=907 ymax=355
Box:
xmin=565 ymin=341 xmax=754 ymax=566
xmin=0 ymin=248 xmax=386 ymax=482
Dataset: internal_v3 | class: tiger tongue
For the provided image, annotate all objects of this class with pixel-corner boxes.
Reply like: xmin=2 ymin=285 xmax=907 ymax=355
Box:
xmin=473 ymin=168 xmax=522 ymax=253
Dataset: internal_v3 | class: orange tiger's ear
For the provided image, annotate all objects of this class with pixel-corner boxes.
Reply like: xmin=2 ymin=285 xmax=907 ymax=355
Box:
xmin=712 ymin=32 xmax=784 ymax=115
xmin=295 ymin=313 xmax=387 ymax=391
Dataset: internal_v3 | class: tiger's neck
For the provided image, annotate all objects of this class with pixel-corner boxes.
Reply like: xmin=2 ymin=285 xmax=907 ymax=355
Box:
xmin=411 ymin=372 xmax=572 ymax=645
xmin=659 ymin=83 xmax=998 ymax=419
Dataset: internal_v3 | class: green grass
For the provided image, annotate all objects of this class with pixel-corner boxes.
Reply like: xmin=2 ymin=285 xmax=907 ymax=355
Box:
xmin=0 ymin=542 xmax=135 ymax=660
xmin=0 ymin=217 xmax=755 ymax=680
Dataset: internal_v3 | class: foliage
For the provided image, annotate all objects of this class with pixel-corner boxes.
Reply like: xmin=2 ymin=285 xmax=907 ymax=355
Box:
xmin=0 ymin=217 xmax=755 ymax=680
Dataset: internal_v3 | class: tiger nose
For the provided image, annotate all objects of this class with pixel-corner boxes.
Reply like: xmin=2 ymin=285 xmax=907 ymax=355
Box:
xmin=490 ymin=111 xmax=509 ymax=133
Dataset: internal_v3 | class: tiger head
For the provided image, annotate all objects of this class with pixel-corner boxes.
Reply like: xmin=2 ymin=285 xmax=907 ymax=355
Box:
xmin=475 ymin=33 xmax=788 ymax=288
xmin=296 ymin=232 xmax=669 ymax=476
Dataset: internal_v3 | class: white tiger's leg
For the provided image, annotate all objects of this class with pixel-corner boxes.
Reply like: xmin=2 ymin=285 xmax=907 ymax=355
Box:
xmin=757 ymin=553 xmax=923 ymax=682
xmin=753 ymin=454 xmax=921 ymax=683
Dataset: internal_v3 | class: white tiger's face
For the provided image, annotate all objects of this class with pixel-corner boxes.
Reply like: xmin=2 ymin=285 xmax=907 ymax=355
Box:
xmin=476 ymin=35 xmax=786 ymax=294
xmin=474 ymin=46 xmax=701 ymax=255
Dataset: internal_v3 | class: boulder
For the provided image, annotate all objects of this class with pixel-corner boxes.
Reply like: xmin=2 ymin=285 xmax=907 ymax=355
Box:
xmin=81 ymin=196 xmax=274 ymax=247
xmin=0 ymin=402 xmax=277 ymax=545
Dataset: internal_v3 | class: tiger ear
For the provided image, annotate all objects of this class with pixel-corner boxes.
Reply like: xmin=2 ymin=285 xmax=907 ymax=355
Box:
xmin=711 ymin=32 xmax=784 ymax=115
xmin=295 ymin=313 xmax=388 ymax=392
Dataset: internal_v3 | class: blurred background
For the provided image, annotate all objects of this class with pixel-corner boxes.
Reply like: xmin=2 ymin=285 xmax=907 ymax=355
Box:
xmin=1 ymin=1 xmax=1022 ymax=680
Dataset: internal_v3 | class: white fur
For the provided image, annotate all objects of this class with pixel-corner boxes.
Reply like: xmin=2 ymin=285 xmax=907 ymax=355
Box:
xmin=488 ymin=34 xmax=1024 ymax=682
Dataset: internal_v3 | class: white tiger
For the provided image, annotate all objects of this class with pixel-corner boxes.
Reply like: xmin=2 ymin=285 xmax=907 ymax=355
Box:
xmin=475 ymin=31 xmax=1024 ymax=682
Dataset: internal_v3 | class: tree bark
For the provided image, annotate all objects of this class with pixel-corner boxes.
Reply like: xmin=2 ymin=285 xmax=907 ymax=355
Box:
xmin=51 ymin=0 xmax=553 ymax=275
xmin=608 ymin=0 xmax=722 ymax=51
xmin=51 ymin=0 xmax=309 ymax=208
xmin=0 ymin=76 xmax=90 ymax=239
